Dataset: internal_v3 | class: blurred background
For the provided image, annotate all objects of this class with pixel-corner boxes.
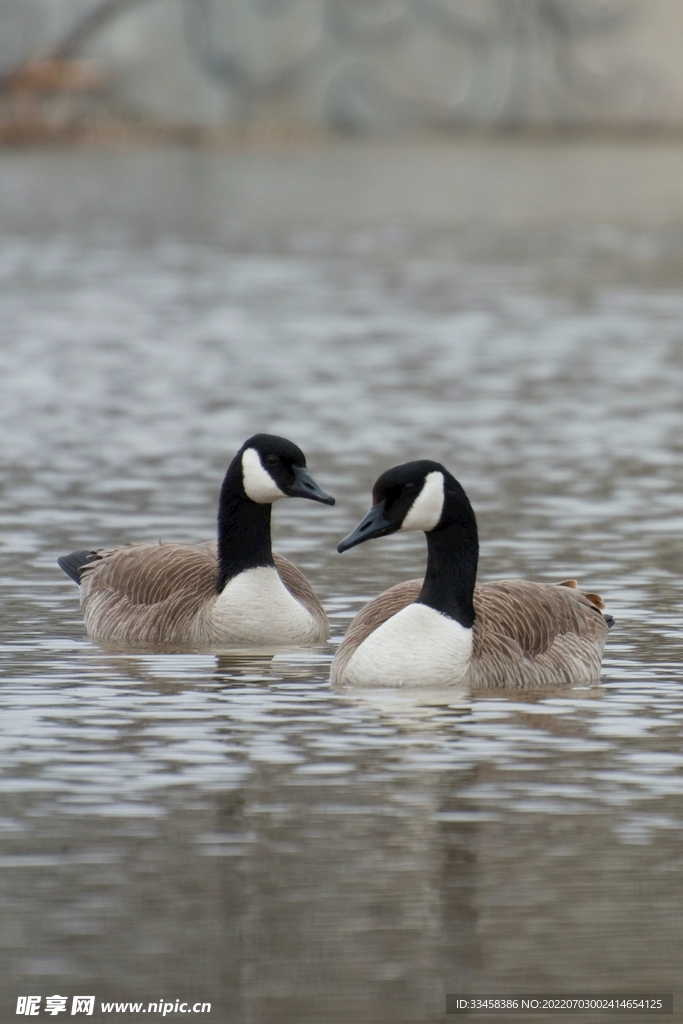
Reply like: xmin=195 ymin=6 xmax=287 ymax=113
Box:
xmin=2 ymin=4 xmax=683 ymax=1024
xmin=2 ymin=0 xmax=683 ymax=240
xmin=2 ymin=0 xmax=683 ymax=140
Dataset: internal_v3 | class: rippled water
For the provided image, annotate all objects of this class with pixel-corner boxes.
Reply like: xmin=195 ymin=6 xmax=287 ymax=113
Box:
xmin=2 ymin=158 xmax=683 ymax=1022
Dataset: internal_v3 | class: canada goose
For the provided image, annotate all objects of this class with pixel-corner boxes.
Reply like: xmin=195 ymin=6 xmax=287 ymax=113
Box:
xmin=331 ymin=461 xmax=613 ymax=689
xmin=58 ymin=434 xmax=335 ymax=647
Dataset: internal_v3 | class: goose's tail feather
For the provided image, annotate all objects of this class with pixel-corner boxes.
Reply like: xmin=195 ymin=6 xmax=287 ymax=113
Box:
xmin=558 ymin=578 xmax=613 ymax=629
xmin=57 ymin=549 xmax=98 ymax=585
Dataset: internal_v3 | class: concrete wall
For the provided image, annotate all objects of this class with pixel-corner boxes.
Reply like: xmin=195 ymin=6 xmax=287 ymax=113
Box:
xmin=2 ymin=0 xmax=683 ymax=132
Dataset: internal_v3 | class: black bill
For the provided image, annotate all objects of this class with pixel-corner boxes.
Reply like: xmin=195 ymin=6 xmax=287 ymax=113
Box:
xmin=286 ymin=466 xmax=335 ymax=505
xmin=337 ymin=501 xmax=396 ymax=553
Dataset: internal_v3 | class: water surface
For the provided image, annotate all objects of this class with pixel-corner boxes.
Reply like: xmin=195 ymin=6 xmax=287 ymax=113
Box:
xmin=1 ymin=155 xmax=683 ymax=1022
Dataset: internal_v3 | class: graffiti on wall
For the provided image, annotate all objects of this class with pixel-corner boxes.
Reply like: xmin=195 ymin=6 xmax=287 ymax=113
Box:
xmin=183 ymin=0 xmax=650 ymax=129
xmin=0 ymin=0 xmax=656 ymax=130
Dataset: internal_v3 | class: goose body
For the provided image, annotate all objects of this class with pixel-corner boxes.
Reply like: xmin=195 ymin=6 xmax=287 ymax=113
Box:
xmin=59 ymin=435 xmax=334 ymax=648
xmin=331 ymin=462 xmax=612 ymax=689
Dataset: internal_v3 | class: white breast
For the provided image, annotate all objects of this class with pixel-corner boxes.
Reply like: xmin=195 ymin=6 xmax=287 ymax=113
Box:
xmin=342 ymin=603 xmax=473 ymax=688
xmin=207 ymin=566 xmax=320 ymax=645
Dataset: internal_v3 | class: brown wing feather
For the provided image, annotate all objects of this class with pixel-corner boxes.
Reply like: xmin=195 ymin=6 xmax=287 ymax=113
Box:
xmin=470 ymin=579 xmax=609 ymax=687
xmin=331 ymin=577 xmax=609 ymax=688
xmin=80 ymin=543 xmax=218 ymax=643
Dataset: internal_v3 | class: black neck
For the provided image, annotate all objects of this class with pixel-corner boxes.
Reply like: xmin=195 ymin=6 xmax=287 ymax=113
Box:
xmin=216 ymin=461 xmax=274 ymax=592
xmin=416 ymin=488 xmax=478 ymax=628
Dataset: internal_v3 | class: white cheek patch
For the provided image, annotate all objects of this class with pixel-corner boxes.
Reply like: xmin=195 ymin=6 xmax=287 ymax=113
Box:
xmin=241 ymin=448 xmax=286 ymax=504
xmin=400 ymin=471 xmax=444 ymax=532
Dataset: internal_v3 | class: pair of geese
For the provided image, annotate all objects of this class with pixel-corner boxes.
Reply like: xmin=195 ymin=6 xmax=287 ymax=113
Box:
xmin=59 ymin=433 xmax=613 ymax=688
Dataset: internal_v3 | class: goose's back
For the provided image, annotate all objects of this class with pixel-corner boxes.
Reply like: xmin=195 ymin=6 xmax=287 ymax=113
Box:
xmin=80 ymin=542 xmax=328 ymax=645
xmin=331 ymin=578 xmax=609 ymax=688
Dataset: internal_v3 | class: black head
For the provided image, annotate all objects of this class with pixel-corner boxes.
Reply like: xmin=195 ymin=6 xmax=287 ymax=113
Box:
xmin=338 ymin=460 xmax=451 ymax=552
xmin=235 ymin=433 xmax=335 ymax=506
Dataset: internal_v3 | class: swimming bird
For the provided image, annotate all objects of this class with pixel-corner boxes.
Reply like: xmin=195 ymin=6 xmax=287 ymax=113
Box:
xmin=331 ymin=461 xmax=612 ymax=688
xmin=58 ymin=434 xmax=335 ymax=647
